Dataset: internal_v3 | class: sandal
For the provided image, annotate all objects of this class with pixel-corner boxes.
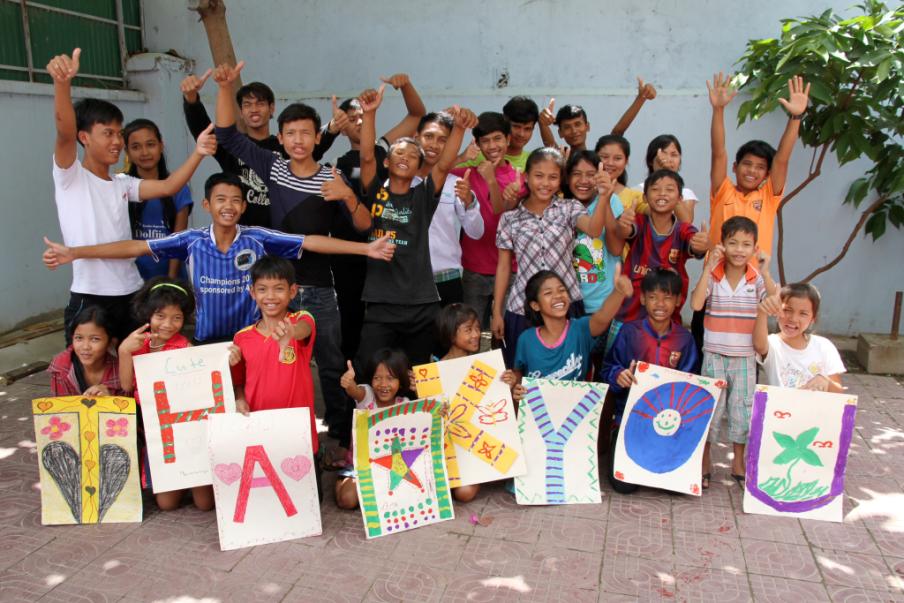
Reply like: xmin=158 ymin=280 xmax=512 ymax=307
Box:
xmin=731 ymin=473 xmax=746 ymax=488
xmin=702 ymin=473 xmax=711 ymax=490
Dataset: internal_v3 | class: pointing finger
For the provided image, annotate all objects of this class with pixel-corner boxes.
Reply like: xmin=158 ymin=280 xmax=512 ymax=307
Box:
xmin=331 ymin=94 xmax=338 ymax=112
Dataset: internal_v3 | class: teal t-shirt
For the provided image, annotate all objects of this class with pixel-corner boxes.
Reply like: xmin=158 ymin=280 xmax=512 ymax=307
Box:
xmin=514 ymin=316 xmax=594 ymax=381
xmin=572 ymin=194 xmax=624 ymax=313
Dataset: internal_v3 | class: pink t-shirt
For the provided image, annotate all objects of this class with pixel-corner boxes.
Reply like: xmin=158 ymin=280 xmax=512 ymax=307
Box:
xmin=452 ymin=163 xmax=520 ymax=275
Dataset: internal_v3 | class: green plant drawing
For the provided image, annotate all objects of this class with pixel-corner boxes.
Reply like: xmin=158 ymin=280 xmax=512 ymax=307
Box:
xmin=759 ymin=427 xmax=830 ymax=501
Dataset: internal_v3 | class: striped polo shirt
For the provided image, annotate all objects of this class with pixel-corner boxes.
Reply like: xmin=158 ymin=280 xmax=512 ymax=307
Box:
xmin=148 ymin=225 xmax=304 ymax=342
xmin=702 ymin=261 xmax=766 ymax=356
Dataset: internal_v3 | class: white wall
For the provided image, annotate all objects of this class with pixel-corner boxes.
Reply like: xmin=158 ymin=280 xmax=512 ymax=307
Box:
xmin=2 ymin=0 xmax=901 ymax=334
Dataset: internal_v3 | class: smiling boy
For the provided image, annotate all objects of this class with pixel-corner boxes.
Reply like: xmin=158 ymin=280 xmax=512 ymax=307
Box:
xmin=42 ymin=173 xmax=395 ymax=344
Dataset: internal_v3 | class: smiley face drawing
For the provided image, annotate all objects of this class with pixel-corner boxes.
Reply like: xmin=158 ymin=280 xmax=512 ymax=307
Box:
xmin=624 ymin=381 xmax=716 ymax=474
xmin=653 ymin=408 xmax=681 ymax=436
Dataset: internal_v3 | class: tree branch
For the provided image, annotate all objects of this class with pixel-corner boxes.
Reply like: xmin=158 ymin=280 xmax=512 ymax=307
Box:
xmin=800 ymin=194 xmax=888 ymax=283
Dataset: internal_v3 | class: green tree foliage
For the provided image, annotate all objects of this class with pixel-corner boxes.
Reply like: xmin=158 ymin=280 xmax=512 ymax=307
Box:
xmin=733 ymin=1 xmax=903 ymax=283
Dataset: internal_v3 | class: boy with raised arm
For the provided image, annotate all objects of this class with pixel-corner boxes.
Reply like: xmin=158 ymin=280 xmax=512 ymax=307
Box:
xmin=211 ymin=60 xmax=373 ymax=445
xmin=180 ymin=69 xmax=347 ymax=228
xmin=43 ymin=173 xmax=395 ymax=344
xmin=48 ymin=48 xmax=216 ymax=344
xmin=459 ymin=96 xmax=540 ymax=172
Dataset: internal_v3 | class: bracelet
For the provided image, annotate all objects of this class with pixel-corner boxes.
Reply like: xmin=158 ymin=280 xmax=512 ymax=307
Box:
xmin=791 ymin=113 xmax=804 ymax=121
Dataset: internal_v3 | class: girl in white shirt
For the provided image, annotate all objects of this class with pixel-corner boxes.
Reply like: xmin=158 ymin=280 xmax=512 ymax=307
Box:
xmin=754 ymin=283 xmax=845 ymax=392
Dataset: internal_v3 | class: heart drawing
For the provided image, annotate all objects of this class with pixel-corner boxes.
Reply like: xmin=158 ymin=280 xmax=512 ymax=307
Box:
xmin=280 ymin=455 xmax=312 ymax=481
xmin=214 ymin=462 xmax=242 ymax=485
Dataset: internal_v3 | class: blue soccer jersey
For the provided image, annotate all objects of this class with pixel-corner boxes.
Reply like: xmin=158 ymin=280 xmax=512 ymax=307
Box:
xmin=148 ymin=225 xmax=304 ymax=341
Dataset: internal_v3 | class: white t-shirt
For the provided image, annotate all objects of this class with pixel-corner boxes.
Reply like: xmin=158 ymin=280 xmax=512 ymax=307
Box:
xmin=634 ymin=183 xmax=698 ymax=202
xmin=428 ymin=175 xmax=484 ymax=274
xmin=758 ymin=333 xmax=846 ymax=388
xmin=355 ymin=384 xmax=409 ymax=411
xmin=52 ymin=157 xmax=144 ymax=296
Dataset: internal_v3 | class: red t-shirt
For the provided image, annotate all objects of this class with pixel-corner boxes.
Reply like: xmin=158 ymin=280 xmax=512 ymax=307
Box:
xmin=232 ymin=311 xmax=318 ymax=452
xmin=130 ymin=333 xmax=191 ymax=405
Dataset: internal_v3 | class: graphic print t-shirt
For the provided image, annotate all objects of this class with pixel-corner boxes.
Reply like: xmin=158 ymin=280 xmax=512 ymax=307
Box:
xmin=514 ymin=316 xmax=594 ymax=381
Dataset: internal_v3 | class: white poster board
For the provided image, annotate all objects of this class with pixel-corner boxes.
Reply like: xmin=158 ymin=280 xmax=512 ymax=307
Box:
xmin=515 ymin=378 xmax=607 ymax=505
xmin=613 ymin=363 xmax=723 ymax=496
xmin=208 ymin=408 xmax=322 ymax=550
xmin=413 ymin=350 xmax=526 ymax=488
xmin=133 ymin=342 xmax=236 ymax=492
xmin=744 ymin=385 xmax=857 ymax=522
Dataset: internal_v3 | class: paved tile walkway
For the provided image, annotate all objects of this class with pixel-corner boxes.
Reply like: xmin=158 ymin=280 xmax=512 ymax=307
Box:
xmin=2 ymin=370 xmax=903 ymax=602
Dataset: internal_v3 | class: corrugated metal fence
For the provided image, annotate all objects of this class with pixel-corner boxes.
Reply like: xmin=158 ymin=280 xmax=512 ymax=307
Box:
xmin=0 ymin=0 xmax=143 ymax=89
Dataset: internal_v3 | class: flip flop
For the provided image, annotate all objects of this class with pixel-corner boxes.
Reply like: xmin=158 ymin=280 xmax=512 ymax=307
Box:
xmin=731 ymin=473 xmax=745 ymax=487
xmin=702 ymin=473 xmax=711 ymax=490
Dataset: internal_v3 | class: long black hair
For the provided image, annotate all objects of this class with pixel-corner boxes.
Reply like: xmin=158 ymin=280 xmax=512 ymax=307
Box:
xmin=123 ymin=119 xmax=177 ymax=237
xmin=69 ymin=306 xmax=116 ymax=392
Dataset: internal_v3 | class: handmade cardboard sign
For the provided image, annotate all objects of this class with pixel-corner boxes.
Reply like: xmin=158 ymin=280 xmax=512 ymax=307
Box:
xmin=208 ymin=408 xmax=321 ymax=550
xmin=133 ymin=342 xmax=236 ymax=492
xmin=413 ymin=350 xmax=526 ymax=488
xmin=353 ymin=398 xmax=453 ymax=538
xmin=744 ymin=385 xmax=857 ymax=522
xmin=612 ymin=363 xmax=724 ymax=496
xmin=516 ymin=378 xmax=607 ymax=505
xmin=32 ymin=396 xmax=141 ymax=524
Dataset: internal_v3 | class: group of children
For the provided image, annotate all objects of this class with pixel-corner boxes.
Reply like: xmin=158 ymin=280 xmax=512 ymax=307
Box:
xmin=43 ymin=46 xmax=845 ymax=509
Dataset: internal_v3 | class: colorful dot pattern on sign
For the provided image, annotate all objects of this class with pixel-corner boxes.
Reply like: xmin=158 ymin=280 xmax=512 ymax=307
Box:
xmin=382 ymin=498 xmax=435 ymax=532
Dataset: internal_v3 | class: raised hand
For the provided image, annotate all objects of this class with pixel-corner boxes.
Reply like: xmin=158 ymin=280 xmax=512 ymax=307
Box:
xmin=690 ymin=222 xmax=711 ymax=254
xmin=212 ymin=61 xmax=244 ymax=87
xmin=46 ymin=48 xmax=81 ymax=84
xmin=340 ymin=360 xmax=357 ymax=391
xmin=321 ymin=166 xmax=354 ymax=201
xmin=557 ymin=144 xmax=572 ymax=164
xmin=228 ymin=344 xmax=242 ymax=367
xmin=618 ymin=198 xmax=637 ymax=232
xmin=656 ymin=147 xmax=679 ymax=171
xmin=367 ymin=233 xmax=396 ymax=262
xmin=777 ymin=75 xmax=810 ymax=117
xmin=42 ymin=236 xmax=74 ymax=270
xmin=539 ymin=98 xmax=556 ymax=127
xmin=120 ymin=323 xmax=152 ymax=355
xmin=380 ymin=73 xmax=411 ymax=90
xmin=706 ymin=243 xmax=725 ymax=269
xmin=617 ymin=360 xmax=638 ymax=388
xmin=462 ymin=141 xmax=480 ymax=163
xmin=455 ymin=170 xmax=474 ymax=206
xmin=637 ymin=77 xmax=657 ymax=101
xmin=502 ymin=174 xmax=523 ymax=206
xmin=706 ymin=72 xmax=737 ymax=109
xmin=358 ymin=85 xmax=385 ymax=113
xmin=453 ymin=107 xmax=479 ymax=130
xmin=195 ymin=123 xmax=217 ymax=156
xmin=758 ymin=293 xmax=782 ymax=317
xmin=595 ymin=163 xmax=615 ymax=197
xmin=328 ymin=95 xmax=350 ymax=134
xmin=181 ymin=68 xmax=212 ymax=103
xmin=613 ymin=262 xmax=634 ymax=297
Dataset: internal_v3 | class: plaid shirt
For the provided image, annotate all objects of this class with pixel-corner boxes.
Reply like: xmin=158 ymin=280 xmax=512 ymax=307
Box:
xmin=496 ymin=197 xmax=587 ymax=315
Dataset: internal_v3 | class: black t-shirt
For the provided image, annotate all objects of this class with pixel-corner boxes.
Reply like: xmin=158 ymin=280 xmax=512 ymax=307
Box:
xmin=332 ymin=141 xmax=390 ymax=267
xmin=183 ymin=99 xmax=338 ymax=229
xmin=361 ymin=174 xmax=441 ymax=305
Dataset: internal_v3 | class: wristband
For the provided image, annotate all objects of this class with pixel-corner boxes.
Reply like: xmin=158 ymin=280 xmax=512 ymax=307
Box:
xmin=790 ymin=112 xmax=804 ymax=120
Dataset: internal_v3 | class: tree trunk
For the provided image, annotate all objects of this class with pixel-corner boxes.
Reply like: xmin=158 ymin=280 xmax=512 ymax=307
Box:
xmin=188 ymin=0 xmax=245 ymax=131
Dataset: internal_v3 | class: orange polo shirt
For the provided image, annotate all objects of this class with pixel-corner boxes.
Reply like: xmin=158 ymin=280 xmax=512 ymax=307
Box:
xmin=709 ymin=177 xmax=782 ymax=253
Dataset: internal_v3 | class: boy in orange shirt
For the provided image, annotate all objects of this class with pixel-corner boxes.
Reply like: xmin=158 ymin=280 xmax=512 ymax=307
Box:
xmin=707 ymin=73 xmax=810 ymax=255
xmin=231 ymin=256 xmax=322 ymax=500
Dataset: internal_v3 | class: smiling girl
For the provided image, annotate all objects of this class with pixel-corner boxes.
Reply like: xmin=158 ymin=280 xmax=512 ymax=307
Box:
xmin=49 ymin=306 xmax=122 ymax=397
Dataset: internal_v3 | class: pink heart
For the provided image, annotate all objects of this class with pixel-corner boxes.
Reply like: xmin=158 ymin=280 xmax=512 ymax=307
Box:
xmin=214 ymin=462 xmax=242 ymax=485
xmin=280 ymin=455 xmax=312 ymax=481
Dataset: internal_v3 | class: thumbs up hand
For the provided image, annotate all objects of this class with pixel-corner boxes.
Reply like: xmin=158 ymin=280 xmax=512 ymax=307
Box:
xmin=340 ymin=360 xmax=357 ymax=390
xmin=321 ymin=166 xmax=355 ymax=202
xmin=456 ymin=170 xmax=474 ymax=206
xmin=595 ymin=162 xmax=615 ymax=197
xmin=618 ymin=197 xmax=637 ymax=232
xmin=328 ymin=95 xmax=351 ymax=134
xmin=690 ymin=222 xmax=711 ymax=254
xmin=539 ymin=98 xmax=556 ymax=127
xmin=47 ymin=48 xmax=81 ymax=84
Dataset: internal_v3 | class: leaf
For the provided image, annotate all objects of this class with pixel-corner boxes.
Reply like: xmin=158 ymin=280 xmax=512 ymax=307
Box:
xmin=889 ymin=204 xmax=904 ymax=228
xmin=865 ymin=212 xmax=887 ymax=240
xmin=800 ymin=448 xmax=825 ymax=467
xmin=773 ymin=448 xmax=800 ymax=465
xmin=844 ymin=177 xmax=871 ymax=206
xmin=772 ymin=431 xmax=796 ymax=450
xmin=795 ymin=426 xmax=820 ymax=448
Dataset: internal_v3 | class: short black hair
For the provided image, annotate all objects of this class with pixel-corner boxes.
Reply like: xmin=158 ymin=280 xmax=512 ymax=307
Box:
xmin=236 ymin=81 xmax=275 ymax=106
xmin=277 ymin=103 xmax=321 ymax=133
xmin=735 ymin=140 xmax=776 ymax=171
xmin=74 ymin=98 xmax=123 ymax=143
xmin=641 ymin=268 xmax=682 ymax=296
xmin=555 ymin=104 xmax=587 ymax=125
xmin=417 ymin=111 xmax=454 ymax=134
xmin=204 ymin=172 xmax=245 ymax=200
xmin=644 ymin=169 xmax=684 ymax=194
xmin=473 ymin=111 xmax=510 ymax=139
xmin=387 ymin=136 xmax=425 ymax=167
xmin=339 ymin=98 xmax=360 ymax=113
xmin=131 ymin=276 xmax=195 ymax=323
xmin=366 ymin=348 xmax=411 ymax=394
xmin=435 ymin=303 xmax=480 ymax=353
xmin=722 ymin=216 xmax=758 ymax=243
xmin=503 ymin=96 xmax=539 ymax=125
xmin=250 ymin=255 xmax=296 ymax=285
xmin=645 ymin=134 xmax=682 ymax=174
